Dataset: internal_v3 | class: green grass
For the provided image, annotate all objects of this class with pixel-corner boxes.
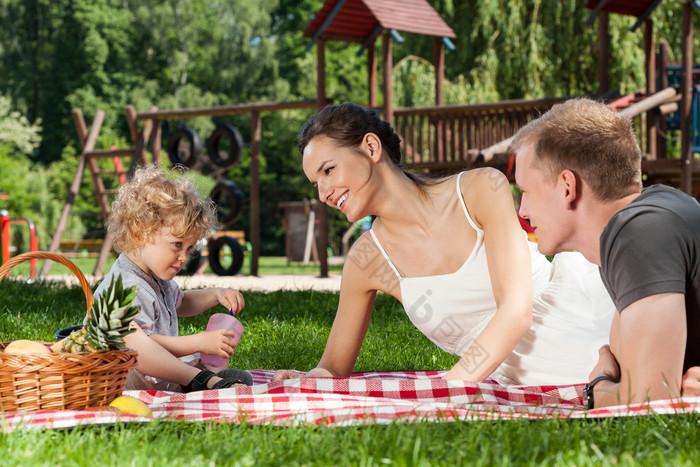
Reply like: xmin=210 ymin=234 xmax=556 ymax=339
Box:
xmin=1 ymin=255 xmax=342 ymax=277
xmin=1 ymin=280 xmax=699 ymax=466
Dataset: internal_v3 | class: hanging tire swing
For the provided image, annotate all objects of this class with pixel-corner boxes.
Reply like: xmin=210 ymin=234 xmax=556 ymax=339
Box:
xmin=166 ymin=127 xmax=203 ymax=168
xmin=177 ymin=249 xmax=204 ymax=276
xmin=210 ymin=179 xmax=244 ymax=226
xmin=208 ymin=235 xmax=244 ymax=276
xmin=206 ymin=124 xmax=244 ymax=169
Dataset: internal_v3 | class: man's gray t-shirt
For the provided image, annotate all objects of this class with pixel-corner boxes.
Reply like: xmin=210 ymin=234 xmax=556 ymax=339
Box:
xmin=92 ymin=253 xmax=182 ymax=337
xmin=599 ymin=184 xmax=700 ymax=372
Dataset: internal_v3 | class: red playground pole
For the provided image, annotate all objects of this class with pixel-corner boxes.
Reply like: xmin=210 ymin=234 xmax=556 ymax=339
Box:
xmin=1 ymin=210 xmax=9 ymax=271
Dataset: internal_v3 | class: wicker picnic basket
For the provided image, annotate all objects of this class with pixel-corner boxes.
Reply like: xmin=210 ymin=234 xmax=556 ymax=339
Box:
xmin=0 ymin=251 xmax=138 ymax=412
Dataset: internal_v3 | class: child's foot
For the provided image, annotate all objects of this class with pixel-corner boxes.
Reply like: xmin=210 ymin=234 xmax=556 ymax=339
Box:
xmin=181 ymin=369 xmax=249 ymax=393
xmin=217 ymin=369 xmax=253 ymax=386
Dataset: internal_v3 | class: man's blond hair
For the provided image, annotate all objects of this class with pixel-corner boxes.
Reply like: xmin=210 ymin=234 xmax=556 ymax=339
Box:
xmin=510 ymin=98 xmax=642 ymax=201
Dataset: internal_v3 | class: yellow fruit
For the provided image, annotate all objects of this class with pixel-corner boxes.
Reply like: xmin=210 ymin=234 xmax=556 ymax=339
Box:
xmin=109 ymin=396 xmax=153 ymax=417
xmin=4 ymin=340 xmax=52 ymax=354
xmin=50 ymin=339 xmax=65 ymax=353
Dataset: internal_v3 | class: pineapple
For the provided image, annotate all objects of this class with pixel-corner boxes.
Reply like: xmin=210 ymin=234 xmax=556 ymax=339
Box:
xmin=57 ymin=274 xmax=141 ymax=353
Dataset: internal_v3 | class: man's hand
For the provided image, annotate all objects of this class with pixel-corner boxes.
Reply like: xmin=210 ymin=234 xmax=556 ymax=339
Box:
xmin=589 ymin=345 xmax=621 ymax=382
xmin=682 ymin=366 xmax=700 ymax=396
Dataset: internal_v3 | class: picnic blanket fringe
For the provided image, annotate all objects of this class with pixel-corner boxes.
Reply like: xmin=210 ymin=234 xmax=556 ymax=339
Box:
xmin=2 ymin=370 xmax=700 ymax=432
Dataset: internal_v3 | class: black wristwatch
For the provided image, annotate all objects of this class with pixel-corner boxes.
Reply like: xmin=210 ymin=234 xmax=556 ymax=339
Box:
xmin=582 ymin=375 xmax=610 ymax=410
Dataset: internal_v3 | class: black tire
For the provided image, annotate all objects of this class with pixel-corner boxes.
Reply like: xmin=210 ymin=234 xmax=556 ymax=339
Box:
xmin=208 ymin=236 xmax=244 ymax=276
xmin=166 ymin=127 xmax=203 ymax=168
xmin=178 ymin=249 xmax=204 ymax=276
xmin=206 ymin=124 xmax=244 ymax=169
xmin=210 ymin=179 xmax=244 ymax=225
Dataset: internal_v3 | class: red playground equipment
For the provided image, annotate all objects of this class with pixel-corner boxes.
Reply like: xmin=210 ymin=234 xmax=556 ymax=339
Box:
xmin=0 ymin=194 xmax=40 ymax=279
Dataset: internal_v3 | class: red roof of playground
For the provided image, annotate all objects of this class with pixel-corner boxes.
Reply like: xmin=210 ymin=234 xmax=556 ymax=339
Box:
xmin=303 ymin=0 xmax=456 ymax=43
xmin=586 ymin=0 xmax=664 ymax=19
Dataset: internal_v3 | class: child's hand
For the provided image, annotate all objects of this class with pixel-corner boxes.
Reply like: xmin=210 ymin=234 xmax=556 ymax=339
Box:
xmin=198 ymin=329 xmax=238 ymax=357
xmin=216 ymin=288 xmax=245 ymax=314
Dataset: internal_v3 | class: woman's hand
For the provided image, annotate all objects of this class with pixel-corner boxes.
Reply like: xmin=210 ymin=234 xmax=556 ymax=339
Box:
xmin=197 ymin=328 xmax=238 ymax=357
xmin=270 ymin=367 xmax=334 ymax=382
xmin=271 ymin=369 xmax=303 ymax=382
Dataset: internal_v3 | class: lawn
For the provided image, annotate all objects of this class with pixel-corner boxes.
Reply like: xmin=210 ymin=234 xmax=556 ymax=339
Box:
xmin=0 ymin=278 xmax=699 ymax=465
xmin=3 ymin=254 xmax=343 ymax=278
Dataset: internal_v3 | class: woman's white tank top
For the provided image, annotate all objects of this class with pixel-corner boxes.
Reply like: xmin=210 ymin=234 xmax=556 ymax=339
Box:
xmin=368 ymin=172 xmax=552 ymax=358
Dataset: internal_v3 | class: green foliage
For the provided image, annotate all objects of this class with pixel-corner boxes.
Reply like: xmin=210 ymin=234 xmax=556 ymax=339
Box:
xmin=0 ymin=96 xmax=41 ymax=154
xmin=0 ymin=0 xmax=698 ymax=255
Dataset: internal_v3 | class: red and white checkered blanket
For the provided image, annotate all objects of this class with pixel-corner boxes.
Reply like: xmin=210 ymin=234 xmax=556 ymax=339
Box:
xmin=3 ymin=370 xmax=699 ymax=432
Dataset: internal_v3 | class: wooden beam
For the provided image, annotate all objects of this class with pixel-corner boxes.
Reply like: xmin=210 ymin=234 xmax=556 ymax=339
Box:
xmin=598 ymin=11 xmax=610 ymax=95
xmin=72 ymin=108 xmax=111 ymax=225
xmin=382 ymin=31 xmax=394 ymax=125
xmin=434 ymin=38 xmax=445 ymax=106
xmin=434 ymin=38 xmax=446 ymax=163
xmin=657 ymin=42 xmax=669 ymax=159
xmin=151 ymin=118 xmax=162 ymax=166
xmin=317 ymin=39 xmax=327 ymax=109
xmin=316 ymin=38 xmax=329 ymax=278
xmin=147 ymin=105 xmax=160 ymax=166
xmin=368 ymin=41 xmax=378 ymax=108
xmin=681 ymin=1 xmax=693 ymax=194
xmin=249 ymin=111 xmax=261 ymax=276
xmin=135 ymin=100 xmax=317 ymax=121
xmin=619 ymin=87 xmax=676 ymax=117
xmin=645 ymin=19 xmax=657 ymax=159
xmin=125 ymin=105 xmax=139 ymax=143
xmin=40 ymin=110 xmax=105 ymax=277
xmin=86 ymin=148 xmax=136 ymax=158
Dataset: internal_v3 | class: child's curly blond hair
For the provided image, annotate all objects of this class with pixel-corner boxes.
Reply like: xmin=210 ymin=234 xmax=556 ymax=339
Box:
xmin=108 ymin=165 xmax=218 ymax=253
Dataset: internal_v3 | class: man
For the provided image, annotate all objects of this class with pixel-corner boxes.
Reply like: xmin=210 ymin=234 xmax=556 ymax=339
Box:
xmin=510 ymin=98 xmax=700 ymax=408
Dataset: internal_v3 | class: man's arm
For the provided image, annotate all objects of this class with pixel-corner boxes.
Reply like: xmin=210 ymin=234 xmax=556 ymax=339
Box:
xmin=590 ymin=292 xmax=686 ymax=407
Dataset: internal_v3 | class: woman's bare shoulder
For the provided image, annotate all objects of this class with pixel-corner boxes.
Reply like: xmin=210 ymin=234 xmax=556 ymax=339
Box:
xmin=458 ymin=168 xmax=509 ymax=194
xmin=343 ymin=232 xmax=401 ymax=299
xmin=457 ymin=168 xmax=513 ymax=228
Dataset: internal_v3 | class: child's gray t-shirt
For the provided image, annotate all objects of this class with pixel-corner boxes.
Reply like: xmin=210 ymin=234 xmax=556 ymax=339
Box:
xmin=92 ymin=253 xmax=183 ymax=337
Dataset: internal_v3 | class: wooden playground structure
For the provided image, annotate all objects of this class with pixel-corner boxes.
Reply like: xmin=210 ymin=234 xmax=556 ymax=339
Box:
xmin=24 ymin=0 xmax=700 ymax=279
xmin=39 ymin=100 xmax=317 ymax=278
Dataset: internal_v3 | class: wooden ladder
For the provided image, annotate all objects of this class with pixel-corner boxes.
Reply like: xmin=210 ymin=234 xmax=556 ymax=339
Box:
xmin=40 ymin=106 xmax=157 ymax=277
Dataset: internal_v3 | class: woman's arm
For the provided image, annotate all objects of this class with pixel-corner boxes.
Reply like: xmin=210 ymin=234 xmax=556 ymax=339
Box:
xmin=443 ymin=169 xmax=533 ymax=381
xmin=272 ymin=236 xmax=378 ymax=380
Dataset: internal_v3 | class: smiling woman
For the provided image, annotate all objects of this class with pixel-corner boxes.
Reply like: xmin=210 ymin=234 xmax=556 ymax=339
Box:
xmin=273 ymin=103 xmax=617 ymax=386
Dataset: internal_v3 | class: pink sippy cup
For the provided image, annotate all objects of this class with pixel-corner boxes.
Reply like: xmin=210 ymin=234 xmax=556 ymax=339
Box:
xmin=200 ymin=310 xmax=244 ymax=369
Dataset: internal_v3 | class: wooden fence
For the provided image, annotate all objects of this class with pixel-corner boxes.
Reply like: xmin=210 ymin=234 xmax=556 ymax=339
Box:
xmin=393 ymin=97 xmax=569 ymax=170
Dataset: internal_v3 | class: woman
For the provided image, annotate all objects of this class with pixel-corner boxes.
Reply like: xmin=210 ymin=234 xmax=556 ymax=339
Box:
xmin=274 ymin=103 xmax=614 ymax=385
